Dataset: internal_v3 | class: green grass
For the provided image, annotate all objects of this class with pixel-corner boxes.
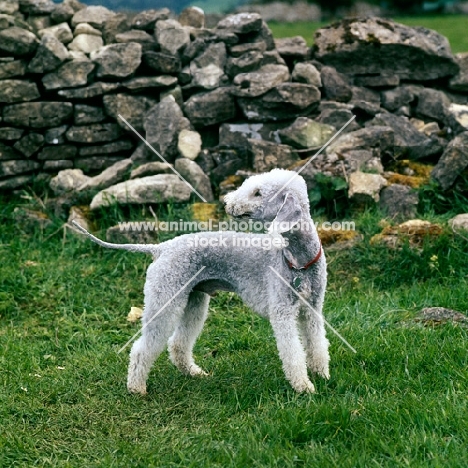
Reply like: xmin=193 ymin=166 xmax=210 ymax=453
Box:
xmin=269 ymin=15 xmax=468 ymax=53
xmin=1 ymin=194 xmax=467 ymax=467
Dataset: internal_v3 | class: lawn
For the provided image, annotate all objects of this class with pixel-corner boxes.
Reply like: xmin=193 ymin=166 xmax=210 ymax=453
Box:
xmin=269 ymin=14 xmax=468 ymax=53
xmin=1 ymin=193 xmax=467 ymax=467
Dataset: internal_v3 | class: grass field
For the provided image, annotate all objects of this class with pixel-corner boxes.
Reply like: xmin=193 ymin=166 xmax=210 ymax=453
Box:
xmin=1 ymin=193 xmax=467 ymax=467
xmin=269 ymin=15 xmax=468 ymax=53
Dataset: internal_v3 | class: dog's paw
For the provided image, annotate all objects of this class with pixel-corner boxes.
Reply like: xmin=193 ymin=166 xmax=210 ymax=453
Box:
xmin=292 ymin=379 xmax=315 ymax=393
xmin=127 ymin=384 xmax=147 ymax=395
xmin=189 ymin=364 xmax=208 ymax=377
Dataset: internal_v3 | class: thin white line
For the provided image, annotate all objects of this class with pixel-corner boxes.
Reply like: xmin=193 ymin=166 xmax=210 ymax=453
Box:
xmin=117 ymin=266 xmax=206 ymax=354
xmin=269 ymin=115 xmax=356 ymax=202
xmin=269 ymin=266 xmax=357 ymax=353
xmin=118 ymin=114 xmax=207 ymax=203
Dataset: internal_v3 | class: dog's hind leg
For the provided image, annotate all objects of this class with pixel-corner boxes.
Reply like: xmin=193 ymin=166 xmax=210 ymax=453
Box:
xmin=168 ymin=291 xmax=210 ymax=377
xmin=127 ymin=296 xmax=187 ymax=395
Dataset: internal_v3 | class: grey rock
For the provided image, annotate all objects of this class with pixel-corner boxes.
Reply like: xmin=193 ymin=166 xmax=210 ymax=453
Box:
xmin=0 ymin=79 xmax=40 ymax=103
xmin=431 ymin=132 xmax=468 ymax=190
xmin=13 ymin=132 xmax=43 ymax=157
xmin=38 ymin=22 xmax=73 ymax=44
xmin=449 ymin=53 xmax=468 ymax=92
xmin=225 ymin=50 xmax=263 ymax=78
xmin=367 ymin=112 xmax=442 ymax=160
xmin=321 ymin=66 xmax=352 ymax=102
xmin=78 ymin=139 xmax=133 ymax=157
xmin=71 ymin=5 xmax=116 ymax=30
xmin=37 ymin=145 xmax=77 ymax=160
xmin=354 ymin=74 xmax=400 ymax=88
xmin=155 ymin=19 xmax=190 ymax=56
xmin=381 ymin=86 xmax=415 ymax=112
xmin=102 ymin=13 xmax=130 ymax=45
xmin=274 ymin=36 xmax=309 ymax=61
xmin=66 ymin=123 xmax=123 ymax=144
xmin=178 ymin=129 xmax=202 ymax=160
xmin=67 ymin=33 xmax=103 ymax=54
xmin=0 ymin=59 xmax=26 ymax=79
xmin=73 ymin=23 xmax=102 ymax=37
xmin=243 ymin=21 xmax=275 ymax=50
xmin=0 ymin=27 xmax=39 ymax=56
xmin=144 ymin=97 xmax=190 ymax=162
xmin=314 ymin=17 xmax=459 ymax=81
xmin=57 ymin=81 xmax=120 ymax=99
xmin=115 ymin=29 xmax=155 ymax=49
xmin=229 ymin=42 xmax=266 ymax=57
xmin=160 ymin=85 xmax=183 ymax=108
xmin=50 ymin=168 xmax=90 ymax=195
xmin=0 ymin=159 xmax=39 ymax=177
xmin=43 ymin=159 xmax=73 ymax=171
xmin=45 ymin=125 xmax=68 ymax=145
xmin=249 ymin=139 xmax=299 ymax=172
xmin=130 ymin=161 xmax=173 ymax=179
xmin=131 ymin=8 xmax=170 ymax=31
xmin=0 ymin=127 xmax=24 ymax=141
xmin=350 ymin=86 xmax=381 ymax=115
xmin=103 ymin=93 xmax=157 ymax=132
xmin=0 ymin=0 xmax=19 ymax=15
xmin=91 ymin=42 xmax=142 ymax=79
xmin=292 ymin=62 xmax=321 ymax=87
xmin=0 ymin=142 xmax=21 ymax=160
xmin=379 ymin=184 xmax=419 ymax=220
xmin=179 ymin=7 xmax=204 ymax=29
xmin=216 ymin=12 xmax=262 ymax=34
xmin=42 ymin=59 xmax=95 ymax=90
xmin=348 ymin=171 xmax=387 ymax=203
xmin=0 ymin=174 xmax=34 ymax=190
xmin=28 ymin=34 xmax=68 ymax=73
xmin=219 ymin=121 xmax=287 ymax=147
xmin=26 ymin=15 xmax=52 ymax=32
xmin=122 ymin=75 xmax=177 ymax=90
xmin=19 ymin=0 xmax=55 ymax=15
xmin=416 ymin=88 xmax=451 ymax=123
xmin=231 ymin=64 xmax=290 ymax=98
xmin=190 ymin=42 xmax=226 ymax=89
xmin=315 ymin=107 xmax=360 ymax=132
xmin=78 ymin=158 xmax=132 ymax=192
xmin=75 ymin=156 xmax=127 ymax=173
xmin=237 ymin=83 xmax=321 ymax=122
xmin=279 ymin=117 xmax=335 ymax=149
xmin=184 ymin=87 xmax=237 ymax=127
xmin=174 ymin=158 xmax=214 ymax=201
xmin=3 ymin=102 xmax=73 ymax=128
xmin=90 ymin=174 xmax=192 ymax=209
xmin=51 ymin=0 xmax=84 ymax=24
xmin=142 ymin=50 xmax=181 ymax=74
xmin=74 ymin=104 xmax=105 ymax=125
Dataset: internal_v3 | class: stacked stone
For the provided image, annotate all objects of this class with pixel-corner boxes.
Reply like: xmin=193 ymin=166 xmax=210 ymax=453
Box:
xmin=1 ymin=4 xmax=468 ymax=213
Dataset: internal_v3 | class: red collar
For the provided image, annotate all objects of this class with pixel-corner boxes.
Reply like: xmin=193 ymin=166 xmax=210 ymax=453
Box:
xmin=287 ymin=241 xmax=322 ymax=270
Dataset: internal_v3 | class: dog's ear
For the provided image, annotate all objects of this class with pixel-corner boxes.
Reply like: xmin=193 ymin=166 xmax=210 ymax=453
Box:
xmin=268 ymin=192 xmax=302 ymax=234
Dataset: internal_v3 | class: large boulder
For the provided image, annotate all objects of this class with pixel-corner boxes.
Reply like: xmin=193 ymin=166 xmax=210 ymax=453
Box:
xmin=90 ymin=174 xmax=192 ymax=209
xmin=314 ymin=17 xmax=459 ymax=81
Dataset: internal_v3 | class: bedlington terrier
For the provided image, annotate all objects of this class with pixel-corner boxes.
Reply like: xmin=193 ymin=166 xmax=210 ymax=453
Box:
xmin=73 ymin=168 xmax=329 ymax=394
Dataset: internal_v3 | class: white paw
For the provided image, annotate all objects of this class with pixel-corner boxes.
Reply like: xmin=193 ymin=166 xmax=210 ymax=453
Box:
xmin=293 ymin=379 xmax=315 ymax=393
xmin=189 ymin=364 xmax=208 ymax=377
xmin=127 ymin=384 xmax=147 ymax=395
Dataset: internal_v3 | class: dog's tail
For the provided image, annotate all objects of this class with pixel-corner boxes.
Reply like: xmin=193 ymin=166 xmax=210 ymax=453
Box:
xmin=71 ymin=220 xmax=160 ymax=256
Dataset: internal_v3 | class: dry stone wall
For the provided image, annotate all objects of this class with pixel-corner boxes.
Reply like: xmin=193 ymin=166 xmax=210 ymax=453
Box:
xmin=1 ymin=1 xmax=468 ymax=214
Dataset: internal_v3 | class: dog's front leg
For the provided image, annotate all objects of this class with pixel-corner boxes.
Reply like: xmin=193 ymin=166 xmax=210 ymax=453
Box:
xmin=269 ymin=308 xmax=315 ymax=393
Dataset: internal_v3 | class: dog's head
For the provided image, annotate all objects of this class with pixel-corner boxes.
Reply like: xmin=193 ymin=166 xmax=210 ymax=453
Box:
xmin=224 ymin=169 xmax=310 ymax=233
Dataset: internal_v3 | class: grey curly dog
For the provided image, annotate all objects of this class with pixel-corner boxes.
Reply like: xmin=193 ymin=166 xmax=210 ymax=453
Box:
xmin=73 ymin=169 xmax=329 ymax=394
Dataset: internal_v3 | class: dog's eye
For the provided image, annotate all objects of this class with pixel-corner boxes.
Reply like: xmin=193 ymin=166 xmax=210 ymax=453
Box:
xmin=253 ymin=190 xmax=261 ymax=197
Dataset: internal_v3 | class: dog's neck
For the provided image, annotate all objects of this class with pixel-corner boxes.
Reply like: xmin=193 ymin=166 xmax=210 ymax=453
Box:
xmin=281 ymin=217 xmax=321 ymax=269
